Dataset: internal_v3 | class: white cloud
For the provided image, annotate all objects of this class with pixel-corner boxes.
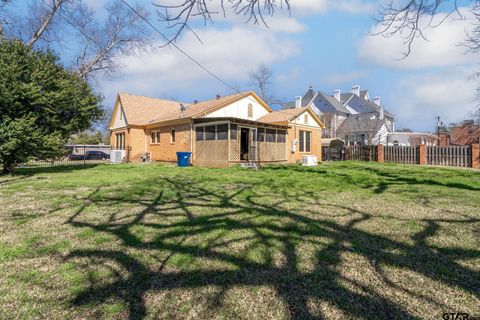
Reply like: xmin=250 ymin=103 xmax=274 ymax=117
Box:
xmin=290 ymin=0 xmax=375 ymax=15
xmin=389 ymin=67 xmax=478 ymax=130
xmin=98 ymin=25 xmax=300 ymax=104
xmin=358 ymin=7 xmax=478 ymax=69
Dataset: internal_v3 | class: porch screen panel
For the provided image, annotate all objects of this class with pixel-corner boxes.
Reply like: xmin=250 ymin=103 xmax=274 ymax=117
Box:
xmin=217 ymin=124 xmax=228 ymax=140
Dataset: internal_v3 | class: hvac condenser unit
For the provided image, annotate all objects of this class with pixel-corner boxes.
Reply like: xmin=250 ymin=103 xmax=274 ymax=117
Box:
xmin=110 ymin=150 xmax=126 ymax=163
xmin=302 ymin=155 xmax=318 ymax=166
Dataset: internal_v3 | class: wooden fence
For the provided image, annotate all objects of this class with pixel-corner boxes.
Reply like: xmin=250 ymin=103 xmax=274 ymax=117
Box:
xmin=427 ymin=146 xmax=471 ymax=168
xmin=341 ymin=144 xmax=479 ymax=169
xmin=384 ymin=146 xmax=419 ymax=165
xmin=344 ymin=145 xmax=378 ymax=162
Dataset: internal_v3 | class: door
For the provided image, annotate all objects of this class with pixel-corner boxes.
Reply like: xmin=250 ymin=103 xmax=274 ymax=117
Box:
xmin=240 ymin=128 xmax=250 ymax=161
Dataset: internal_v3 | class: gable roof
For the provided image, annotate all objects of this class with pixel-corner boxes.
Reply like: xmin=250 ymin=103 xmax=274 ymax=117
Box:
xmin=337 ymin=113 xmax=387 ymax=134
xmin=345 ymin=94 xmax=394 ymax=118
xmin=258 ymin=106 xmax=325 ymax=128
xmin=115 ymin=91 xmax=270 ymax=127
xmin=282 ymin=88 xmax=317 ymax=109
xmin=116 ymin=93 xmax=184 ymax=126
xmin=312 ymin=92 xmax=350 ymax=114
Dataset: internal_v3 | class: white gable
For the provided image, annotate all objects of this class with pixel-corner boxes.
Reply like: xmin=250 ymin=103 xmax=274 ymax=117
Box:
xmin=205 ymin=95 xmax=270 ymax=121
xmin=291 ymin=110 xmax=322 ymax=128
xmin=111 ymin=101 xmax=127 ymax=129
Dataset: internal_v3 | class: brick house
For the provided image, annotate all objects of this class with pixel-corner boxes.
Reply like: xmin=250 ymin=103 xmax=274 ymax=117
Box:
xmin=109 ymin=91 xmax=324 ymax=167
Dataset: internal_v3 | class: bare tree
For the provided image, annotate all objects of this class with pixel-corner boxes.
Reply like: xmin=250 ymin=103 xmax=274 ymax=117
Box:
xmin=249 ymin=64 xmax=274 ymax=104
xmin=154 ymin=0 xmax=290 ymax=44
xmin=375 ymin=0 xmax=467 ymax=57
xmin=0 ymin=0 xmax=149 ymax=79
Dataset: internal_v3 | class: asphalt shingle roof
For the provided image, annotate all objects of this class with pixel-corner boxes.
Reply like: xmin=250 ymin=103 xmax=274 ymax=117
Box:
xmin=257 ymin=107 xmax=310 ymax=123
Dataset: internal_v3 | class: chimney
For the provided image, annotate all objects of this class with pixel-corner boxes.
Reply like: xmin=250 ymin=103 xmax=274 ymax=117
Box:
xmin=333 ymin=89 xmax=341 ymax=101
xmin=295 ymin=96 xmax=302 ymax=108
xmin=374 ymin=96 xmax=381 ymax=106
xmin=216 ymin=94 xmax=221 ymax=100
xmin=379 ymin=106 xmax=384 ymax=120
xmin=193 ymin=100 xmax=198 ymax=104
xmin=351 ymin=85 xmax=360 ymax=96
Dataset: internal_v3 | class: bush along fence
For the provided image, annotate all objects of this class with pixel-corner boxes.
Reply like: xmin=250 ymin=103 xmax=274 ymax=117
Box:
xmin=344 ymin=144 xmax=480 ymax=169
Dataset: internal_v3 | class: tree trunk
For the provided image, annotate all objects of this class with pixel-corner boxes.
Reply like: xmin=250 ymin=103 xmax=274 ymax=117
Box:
xmin=27 ymin=0 xmax=64 ymax=49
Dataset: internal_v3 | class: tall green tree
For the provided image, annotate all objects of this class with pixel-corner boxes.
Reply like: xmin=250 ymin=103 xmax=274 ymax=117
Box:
xmin=0 ymin=40 xmax=102 ymax=174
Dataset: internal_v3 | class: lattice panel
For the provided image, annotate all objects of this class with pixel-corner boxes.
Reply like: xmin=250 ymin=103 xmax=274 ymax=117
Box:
xmin=258 ymin=142 xmax=287 ymax=161
xmin=229 ymin=138 xmax=240 ymax=162
xmin=195 ymin=140 xmax=229 ymax=167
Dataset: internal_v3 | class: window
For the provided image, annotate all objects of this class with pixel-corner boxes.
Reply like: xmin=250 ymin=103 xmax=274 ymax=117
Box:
xmin=170 ymin=129 xmax=176 ymax=143
xmin=217 ymin=124 xmax=228 ymax=140
xmin=257 ymin=128 xmax=265 ymax=142
xmin=266 ymin=129 xmax=276 ymax=142
xmin=151 ymin=131 xmax=160 ymax=144
xmin=277 ymin=130 xmax=286 ymax=143
xmin=195 ymin=126 xmax=204 ymax=141
xmin=115 ymin=132 xmax=125 ymax=150
xmin=230 ymin=124 xmax=237 ymax=140
xmin=299 ymin=130 xmax=311 ymax=153
xmin=304 ymin=114 xmax=308 ymax=124
xmin=248 ymin=103 xmax=253 ymax=118
xmin=205 ymin=125 xmax=216 ymax=141
xmin=393 ymin=140 xmax=399 ymax=146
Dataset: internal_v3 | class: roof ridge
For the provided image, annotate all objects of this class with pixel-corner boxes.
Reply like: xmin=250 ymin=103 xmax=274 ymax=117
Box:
xmin=119 ymin=92 xmax=183 ymax=104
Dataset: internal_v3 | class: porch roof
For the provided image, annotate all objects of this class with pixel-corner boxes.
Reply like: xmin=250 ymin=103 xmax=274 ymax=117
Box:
xmin=193 ymin=117 xmax=290 ymax=129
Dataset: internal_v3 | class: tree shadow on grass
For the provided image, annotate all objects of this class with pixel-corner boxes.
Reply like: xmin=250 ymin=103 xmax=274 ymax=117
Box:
xmin=64 ymin=176 xmax=480 ymax=319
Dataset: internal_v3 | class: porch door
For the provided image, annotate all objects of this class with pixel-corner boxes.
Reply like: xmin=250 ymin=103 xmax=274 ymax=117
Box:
xmin=240 ymin=128 xmax=250 ymax=161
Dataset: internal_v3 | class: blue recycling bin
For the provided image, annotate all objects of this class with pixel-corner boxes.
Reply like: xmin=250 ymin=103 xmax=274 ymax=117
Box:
xmin=176 ymin=152 xmax=192 ymax=167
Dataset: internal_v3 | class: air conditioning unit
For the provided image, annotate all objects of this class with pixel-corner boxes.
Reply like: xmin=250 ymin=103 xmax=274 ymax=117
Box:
xmin=110 ymin=150 xmax=126 ymax=163
xmin=302 ymin=155 xmax=318 ymax=166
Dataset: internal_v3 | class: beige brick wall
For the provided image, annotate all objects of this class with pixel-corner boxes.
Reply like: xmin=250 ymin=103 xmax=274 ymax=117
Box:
xmin=129 ymin=128 xmax=147 ymax=162
xmin=287 ymin=125 xmax=322 ymax=163
xmin=146 ymin=123 xmax=192 ymax=162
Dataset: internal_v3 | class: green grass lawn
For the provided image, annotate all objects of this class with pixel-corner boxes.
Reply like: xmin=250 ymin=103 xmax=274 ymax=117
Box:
xmin=0 ymin=162 xmax=479 ymax=319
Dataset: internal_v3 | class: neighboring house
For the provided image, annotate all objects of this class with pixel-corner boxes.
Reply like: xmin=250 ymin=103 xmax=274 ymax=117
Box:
xmin=386 ymin=132 xmax=438 ymax=146
xmin=283 ymin=85 xmax=395 ymax=145
xmin=109 ymin=91 xmax=325 ymax=167
xmin=439 ymin=120 xmax=480 ymax=146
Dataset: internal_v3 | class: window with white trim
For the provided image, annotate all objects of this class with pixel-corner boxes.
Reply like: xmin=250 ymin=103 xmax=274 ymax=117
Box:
xmin=299 ymin=130 xmax=311 ymax=153
xmin=151 ymin=131 xmax=160 ymax=144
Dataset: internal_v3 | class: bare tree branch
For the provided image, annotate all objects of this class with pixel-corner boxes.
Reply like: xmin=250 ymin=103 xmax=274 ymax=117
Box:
xmin=153 ymin=0 xmax=290 ymax=44
xmin=72 ymin=1 xmax=149 ymax=78
xmin=374 ymin=0 xmax=465 ymax=58
xmin=27 ymin=0 xmax=64 ymax=48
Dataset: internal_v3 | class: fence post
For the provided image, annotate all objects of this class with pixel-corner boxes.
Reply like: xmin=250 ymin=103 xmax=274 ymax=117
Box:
xmin=376 ymin=145 xmax=384 ymax=163
xmin=419 ymin=144 xmax=427 ymax=165
xmin=471 ymin=144 xmax=480 ymax=169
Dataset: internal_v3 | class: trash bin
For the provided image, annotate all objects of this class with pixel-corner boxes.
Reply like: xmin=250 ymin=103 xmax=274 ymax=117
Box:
xmin=176 ymin=152 xmax=192 ymax=167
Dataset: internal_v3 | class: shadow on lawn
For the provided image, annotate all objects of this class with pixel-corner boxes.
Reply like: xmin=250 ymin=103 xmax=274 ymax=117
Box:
xmin=64 ymin=175 xmax=480 ymax=320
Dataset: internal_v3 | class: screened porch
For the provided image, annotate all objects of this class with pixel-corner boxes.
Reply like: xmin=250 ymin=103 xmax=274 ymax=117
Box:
xmin=193 ymin=118 xmax=288 ymax=167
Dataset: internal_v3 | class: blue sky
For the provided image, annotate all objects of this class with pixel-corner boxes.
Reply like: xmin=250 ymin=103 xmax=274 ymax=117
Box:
xmin=18 ymin=0 xmax=480 ymax=132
